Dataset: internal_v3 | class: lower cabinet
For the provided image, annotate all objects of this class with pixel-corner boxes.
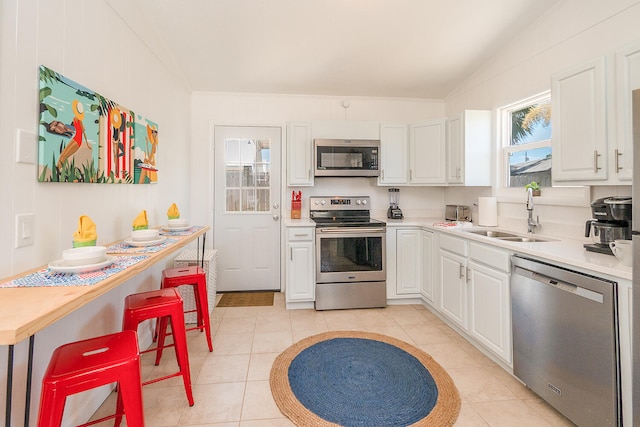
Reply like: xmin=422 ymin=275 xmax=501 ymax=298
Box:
xmin=285 ymin=227 xmax=315 ymax=306
xmin=438 ymin=238 xmax=468 ymax=330
xmin=467 ymin=242 xmax=512 ymax=364
xmin=388 ymin=228 xmax=434 ymax=301
xmin=437 ymin=234 xmax=512 ymax=365
xmin=396 ymin=229 xmax=422 ymax=295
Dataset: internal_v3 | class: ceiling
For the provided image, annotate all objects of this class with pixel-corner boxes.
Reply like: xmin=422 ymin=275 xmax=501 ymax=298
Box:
xmin=127 ymin=0 xmax=560 ymax=99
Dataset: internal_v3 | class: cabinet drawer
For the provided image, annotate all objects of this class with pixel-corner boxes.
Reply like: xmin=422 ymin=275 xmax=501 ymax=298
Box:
xmin=288 ymin=227 xmax=314 ymax=241
xmin=439 ymin=234 xmax=467 ymax=256
xmin=469 ymin=242 xmax=510 ymax=272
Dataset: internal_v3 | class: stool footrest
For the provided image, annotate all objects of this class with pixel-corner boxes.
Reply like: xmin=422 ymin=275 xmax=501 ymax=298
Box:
xmin=77 ymin=412 xmax=122 ymax=427
xmin=142 ymin=371 xmax=182 ymax=386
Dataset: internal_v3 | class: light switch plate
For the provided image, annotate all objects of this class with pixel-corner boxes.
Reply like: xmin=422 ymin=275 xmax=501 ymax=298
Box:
xmin=15 ymin=213 xmax=35 ymax=248
xmin=16 ymin=129 xmax=37 ymax=164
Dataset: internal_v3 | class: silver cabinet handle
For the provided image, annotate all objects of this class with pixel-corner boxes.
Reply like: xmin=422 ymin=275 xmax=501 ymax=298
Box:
xmin=459 ymin=264 xmax=465 ymax=279
xmin=290 ymin=247 xmax=293 ymax=261
xmin=466 ymin=267 xmax=471 ymax=283
xmin=381 ymin=169 xmax=384 ymax=179
xmin=615 ymin=149 xmax=622 ymax=172
xmin=594 ymin=150 xmax=602 ymax=173
xmin=410 ymin=169 xmax=413 ymax=180
xmin=308 ymin=169 xmax=311 ymax=180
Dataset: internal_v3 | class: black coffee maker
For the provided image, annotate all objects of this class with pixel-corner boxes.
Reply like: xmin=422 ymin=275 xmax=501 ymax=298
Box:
xmin=584 ymin=196 xmax=632 ymax=254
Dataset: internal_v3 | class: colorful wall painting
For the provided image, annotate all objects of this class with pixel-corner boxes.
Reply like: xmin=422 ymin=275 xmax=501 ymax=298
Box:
xmin=38 ymin=65 xmax=158 ymax=184
xmin=133 ymin=115 xmax=159 ymax=184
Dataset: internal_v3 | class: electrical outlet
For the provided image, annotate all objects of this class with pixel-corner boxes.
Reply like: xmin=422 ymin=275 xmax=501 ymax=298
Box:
xmin=15 ymin=213 xmax=35 ymax=248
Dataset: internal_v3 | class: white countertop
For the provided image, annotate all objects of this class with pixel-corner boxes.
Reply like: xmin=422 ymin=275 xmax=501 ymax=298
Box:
xmin=383 ymin=217 xmax=632 ymax=282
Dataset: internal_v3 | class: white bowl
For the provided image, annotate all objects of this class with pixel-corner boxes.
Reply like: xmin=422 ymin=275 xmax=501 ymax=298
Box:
xmin=167 ymin=218 xmax=187 ymax=227
xmin=131 ymin=229 xmax=160 ymax=241
xmin=62 ymin=246 xmax=107 ymax=266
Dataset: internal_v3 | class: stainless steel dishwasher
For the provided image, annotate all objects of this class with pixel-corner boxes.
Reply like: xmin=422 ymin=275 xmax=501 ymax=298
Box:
xmin=511 ymin=255 xmax=620 ymax=427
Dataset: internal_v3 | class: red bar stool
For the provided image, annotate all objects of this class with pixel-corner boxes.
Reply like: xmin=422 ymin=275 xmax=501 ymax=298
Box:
xmin=160 ymin=265 xmax=213 ymax=353
xmin=122 ymin=288 xmax=194 ymax=406
xmin=37 ymin=330 xmax=144 ymax=427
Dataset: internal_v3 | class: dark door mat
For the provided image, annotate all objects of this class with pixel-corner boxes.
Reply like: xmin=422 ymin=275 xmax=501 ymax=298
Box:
xmin=216 ymin=291 xmax=275 ymax=307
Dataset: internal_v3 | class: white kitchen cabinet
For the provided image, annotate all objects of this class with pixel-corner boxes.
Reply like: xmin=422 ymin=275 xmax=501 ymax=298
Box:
xmin=437 ymin=234 xmax=468 ymax=330
xmin=421 ymin=230 xmax=435 ymax=304
xmin=285 ymin=227 xmax=315 ymax=306
xmin=467 ymin=242 xmax=512 ymax=364
xmin=445 ymin=110 xmax=491 ymax=185
xmin=379 ymin=123 xmax=408 ymax=184
xmin=287 ymin=122 xmax=313 ymax=186
xmin=409 ymin=119 xmax=447 ymax=184
xmin=396 ymin=229 xmax=422 ymax=295
xmin=378 ymin=120 xmax=447 ymax=186
xmin=551 ymin=57 xmax=608 ymax=182
xmin=612 ymin=41 xmax=640 ymax=182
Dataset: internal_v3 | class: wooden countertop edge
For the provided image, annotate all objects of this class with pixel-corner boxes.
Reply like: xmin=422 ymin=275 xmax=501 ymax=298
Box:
xmin=0 ymin=226 xmax=209 ymax=345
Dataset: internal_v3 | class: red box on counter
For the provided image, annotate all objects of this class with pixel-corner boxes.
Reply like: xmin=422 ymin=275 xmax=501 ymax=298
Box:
xmin=291 ymin=200 xmax=301 ymax=219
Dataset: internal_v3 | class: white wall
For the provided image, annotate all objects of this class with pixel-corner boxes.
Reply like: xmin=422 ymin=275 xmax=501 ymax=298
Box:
xmin=0 ymin=0 xmax=192 ymax=424
xmin=444 ymin=0 xmax=640 ymax=237
xmin=190 ymin=92 xmax=448 ymax=230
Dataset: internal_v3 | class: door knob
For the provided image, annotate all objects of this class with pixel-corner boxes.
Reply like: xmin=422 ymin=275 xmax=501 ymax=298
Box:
xmin=273 ymin=203 xmax=280 ymax=209
xmin=273 ymin=214 xmax=279 ymax=221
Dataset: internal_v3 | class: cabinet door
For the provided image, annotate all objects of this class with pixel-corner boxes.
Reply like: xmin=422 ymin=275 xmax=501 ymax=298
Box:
xmin=468 ymin=261 xmax=512 ymax=364
xmin=379 ymin=124 xmax=408 ymax=185
xmin=396 ymin=229 xmax=421 ymax=295
xmin=421 ymin=230 xmax=434 ymax=303
xmin=446 ymin=114 xmax=463 ymax=184
xmin=287 ymin=123 xmax=313 ymax=186
xmin=551 ymin=57 xmax=608 ymax=182
xmin=286 ymin=240 xmax=315 ymax=301
xmin=409 ymin=119 xmax=447 ymax=184
xmin=438 ymin=249 xmax=467 ymax=330
xmin=614 ymin=42 xmax=640 ymax=181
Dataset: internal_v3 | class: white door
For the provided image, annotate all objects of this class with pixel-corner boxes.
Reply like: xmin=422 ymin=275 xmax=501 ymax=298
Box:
xmin=214 ymin=126 xmax=281 ymax=291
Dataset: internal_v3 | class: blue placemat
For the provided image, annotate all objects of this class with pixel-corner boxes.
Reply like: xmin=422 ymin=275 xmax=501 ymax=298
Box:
xmin=159 ymin=225 xmax=204 ymax=237
xmin=0 ymin=255 xmax=148 ymax=288
xmin=106 ymin=237 xmax=179 ymax=254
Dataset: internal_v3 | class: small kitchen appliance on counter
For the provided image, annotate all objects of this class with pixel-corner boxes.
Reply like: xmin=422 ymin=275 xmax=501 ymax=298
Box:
xmin=445 ymin=205 xmax=471 ymax=222
xmin=584 ymin=196 xmax=632 ymax=254
xmin=387 ymin=188 xmax=403 ymax=219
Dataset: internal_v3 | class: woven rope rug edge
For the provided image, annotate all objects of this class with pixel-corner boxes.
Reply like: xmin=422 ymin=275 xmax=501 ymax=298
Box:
xmin=269 ymin=330 xmax=461 ymax=427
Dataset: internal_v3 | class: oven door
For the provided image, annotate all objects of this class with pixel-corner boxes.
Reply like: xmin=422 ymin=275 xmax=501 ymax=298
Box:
xmin=315 ymin=227 xmax=386 ymax=283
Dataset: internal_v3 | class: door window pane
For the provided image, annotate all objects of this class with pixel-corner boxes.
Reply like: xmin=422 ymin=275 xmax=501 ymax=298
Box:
xmin=225 ymin=138 xmax=271 ymax=212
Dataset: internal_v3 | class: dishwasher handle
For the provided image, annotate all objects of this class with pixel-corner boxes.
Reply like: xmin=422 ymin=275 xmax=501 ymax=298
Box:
xmin=513 ymin=265 xmax=604 ymax=304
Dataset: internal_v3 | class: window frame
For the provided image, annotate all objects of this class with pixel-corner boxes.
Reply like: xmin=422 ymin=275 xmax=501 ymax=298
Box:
xmin=495 ymin=92 xmax=590 ymax=207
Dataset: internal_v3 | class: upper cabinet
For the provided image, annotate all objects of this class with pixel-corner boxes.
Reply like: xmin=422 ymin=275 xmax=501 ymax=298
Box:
xmin=613 ymin=41 xmax=640 ymax=182
xmin=379 ymin=120 xmax=447 ymax=186
xmin=552 ymin=40 xmax=640 ymax=185
xmin=287 ymin=122 xmax=313 ymax=186
xmin=379 ymin=123 xmax=408 ymax=184
xmin=551 ymin=57 xmax=608 ymax=182
xmin=446 ymin=110 xmax=491 ymax=186
xmin=409 ymin=119 xmax=447 ymax=184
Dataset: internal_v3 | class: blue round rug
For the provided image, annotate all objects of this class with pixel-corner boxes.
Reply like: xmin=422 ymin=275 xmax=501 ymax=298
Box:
xmin=270 ymin=331 xmax=460 ymax=427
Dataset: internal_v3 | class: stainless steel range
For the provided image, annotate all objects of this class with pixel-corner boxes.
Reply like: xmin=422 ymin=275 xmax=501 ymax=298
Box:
xmin=310 ymin=196 xmax=386 ymax=310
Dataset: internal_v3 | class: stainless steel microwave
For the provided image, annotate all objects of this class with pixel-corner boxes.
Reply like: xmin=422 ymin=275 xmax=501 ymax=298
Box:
xmin=314 ymin=139 xmax=380 ymax=177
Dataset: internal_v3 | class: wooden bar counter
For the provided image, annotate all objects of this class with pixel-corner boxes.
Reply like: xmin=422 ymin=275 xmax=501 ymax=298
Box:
xmin=0 ymin=226 xmax=208 ymax=426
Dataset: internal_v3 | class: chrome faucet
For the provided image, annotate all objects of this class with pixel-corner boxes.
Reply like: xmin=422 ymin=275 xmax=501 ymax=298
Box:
xmin=526 ymin=187 xmax=539 ymax=233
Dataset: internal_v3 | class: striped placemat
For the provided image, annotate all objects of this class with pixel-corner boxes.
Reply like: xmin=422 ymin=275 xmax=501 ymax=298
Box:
xmin=0 ymin=255 xmax=149 ymax=288
xmin=106 ymin=237 xmax=179 ymax=254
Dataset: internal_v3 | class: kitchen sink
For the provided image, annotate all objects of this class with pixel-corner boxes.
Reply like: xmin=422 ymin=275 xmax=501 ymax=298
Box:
xmin=462 ymin=229 xmax=557 ymax=242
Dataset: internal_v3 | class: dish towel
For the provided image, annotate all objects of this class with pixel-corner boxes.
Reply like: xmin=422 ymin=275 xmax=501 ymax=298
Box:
xmin=167 ymin=203 xmax=180 ymax=219
xmin=132 ymin=210 xmax=148 ymax=230
xmin=73 ymin=215 xmax=97 ymax=247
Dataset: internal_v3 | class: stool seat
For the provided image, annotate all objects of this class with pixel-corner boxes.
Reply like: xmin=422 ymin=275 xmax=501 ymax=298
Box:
xmin=161 ymin=266 xmax=213 ymax=353
xmin=37 ymin=330 xmax=144 ymax=427
xmin=123 ymin=287 xmax=194 ymax=406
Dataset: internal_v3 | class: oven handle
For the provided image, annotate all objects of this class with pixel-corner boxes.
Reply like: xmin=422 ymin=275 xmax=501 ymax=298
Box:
xmin=318 ymin=227 xmax=386 ymax=234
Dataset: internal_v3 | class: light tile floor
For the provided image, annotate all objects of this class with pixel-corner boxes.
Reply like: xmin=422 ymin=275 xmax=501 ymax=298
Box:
xmin=92 ymin=292 xmax=575 ymax=426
